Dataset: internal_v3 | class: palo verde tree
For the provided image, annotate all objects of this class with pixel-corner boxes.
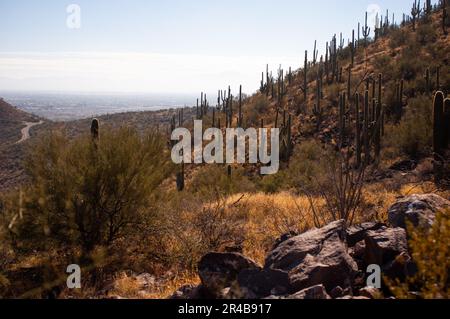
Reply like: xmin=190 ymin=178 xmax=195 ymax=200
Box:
xmin=12 ymin=124 xmax=173 ymax=256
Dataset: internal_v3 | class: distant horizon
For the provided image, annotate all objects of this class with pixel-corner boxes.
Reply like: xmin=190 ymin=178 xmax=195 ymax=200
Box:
xmin=1 ymin=90 xmax=201 ymax=121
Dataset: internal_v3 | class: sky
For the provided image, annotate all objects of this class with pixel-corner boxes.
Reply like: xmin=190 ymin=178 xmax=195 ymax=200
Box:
xmin=0 ymin=0 xmax=436 ymax=96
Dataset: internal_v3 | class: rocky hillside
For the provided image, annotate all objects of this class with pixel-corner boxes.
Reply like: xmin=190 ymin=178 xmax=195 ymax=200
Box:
xmin=171 ymin=194 xmax=449 ymax=299
xmin=0 ymin=98 xmax=37 ymax=146
xmin=0 ymin=2 xmax=449 ymax=300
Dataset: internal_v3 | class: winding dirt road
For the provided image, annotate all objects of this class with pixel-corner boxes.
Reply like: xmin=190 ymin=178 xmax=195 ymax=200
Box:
xmin=16 ymin=121 xmax=43 ymax=144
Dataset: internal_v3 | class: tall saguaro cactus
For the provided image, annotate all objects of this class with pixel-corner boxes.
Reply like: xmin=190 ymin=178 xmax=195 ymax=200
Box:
xmin=362 ymin=12 xmax=371 ymax=47
xmin=363 ymin=90 xmax=370 ymax=165
xmin=304 ymin=50 xmax=308 ymax=102
xmin=411 ymin=0 xmax=422 ymax=31
xmin=91 ymin=118 xmax=99 ymax=141
xmin=445 ymin=98 xmax=450 ymax=149
xmin=355 ymin=93 xmax=362 ymax=167
xmin=238 ymin=85 xmax=243 ymax=127
xmin=433 ymin=91 xmax=446 ymax=181
xmin=443 ymin=3 xmax=448 ymax=35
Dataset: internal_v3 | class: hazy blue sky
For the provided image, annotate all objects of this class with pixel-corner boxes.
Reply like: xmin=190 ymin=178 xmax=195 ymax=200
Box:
xmin=0 ymin=0 xmax=437 ymax=95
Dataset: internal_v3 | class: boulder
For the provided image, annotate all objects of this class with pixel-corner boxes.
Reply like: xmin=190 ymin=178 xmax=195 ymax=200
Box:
xmin=349 ymin=240 xmax=366 ymax=268
xmin=364 ymin=227 xmax=408 ymax=266
xmin=287 ymin=285 xmax=331 ymax=299
xmin=388 ymin=194 xmax=449 ymax=230
xmin=358 ymin=287 xmax=382 ymax=299
xmin=389 ymin=159 xmax=418 ymax=172
xmin=346 ymin=222 xmax=384 ymax=247
xmin=237 ymin=268 xmax=291 ymax=299
xmin=272 ymin=231 xmax=299 ymax=250
xmin=265 ymin=220 xmax=358 ymax=293
xmin=198 ymin=252 xmax=260 ymax=298
xmin=329 ymin=286 xmax=345 ymax=299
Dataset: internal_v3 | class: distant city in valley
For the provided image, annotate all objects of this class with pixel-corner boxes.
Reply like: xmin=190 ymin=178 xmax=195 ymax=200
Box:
xmin=0 ymin=91 xmax=197 ymax=121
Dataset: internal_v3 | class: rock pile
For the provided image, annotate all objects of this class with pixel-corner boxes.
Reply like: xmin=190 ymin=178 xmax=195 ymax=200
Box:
xmin=171 ymin=194 xmax=449 ymax=299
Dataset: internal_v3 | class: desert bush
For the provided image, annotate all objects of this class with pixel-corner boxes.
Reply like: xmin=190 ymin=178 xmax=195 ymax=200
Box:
xmin=9 ymin=127 xmax=173 ymax=256
xmin=388 ymin=211 xmax=449 ymax=299
xmin=161 ymin=192 xmax=248 ymax=270
xmin=302 ymin=150 xmax=367 ymax=226
xmin=189 ymin=164 xmax=255 ymax=198
xmin=273 ymin=140 xmax=329 ymax=193
xmin=386 ymin=95 xmax=433 ymax=158
xmin=245 ymin=95 xmax=270 ymax=127
xmin=395 ymin=55 xmax=427 ymax=82
xmin=416 ymin=24 xmax=437 ymax=45
xmin=325 ymin=82 xmax=342 ymax=103
xmin=389 ymin=28 xmax=409 ymax=49
xmin=372 ymin=55 xmax=394 ymax=82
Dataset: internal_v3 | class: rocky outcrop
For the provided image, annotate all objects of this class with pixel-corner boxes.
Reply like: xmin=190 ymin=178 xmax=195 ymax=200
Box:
xmin=265 ymin=220 xmax=358 ymax=292
xmin=171 ymin=194 xmax=447 ymax=300
xmin=198 ymin=252 xmax=260 ymax=298
xmin=388 ymin=194 xmax=449 ymax=230
xmin=286 ymin=284 xmax=331 ymax=299
xmin=364 ymin=227 xmax=408 ymax=266
xmin=346 ymin=222 xmax=384 ymax=247
xmin=237 ymin=268 xmax=291 ymax=298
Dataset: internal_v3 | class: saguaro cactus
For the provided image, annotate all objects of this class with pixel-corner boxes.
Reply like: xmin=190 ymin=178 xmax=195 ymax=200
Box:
xmin=347 ymin=67 xmax=352 ymax=100
xmin=433 ymin=91 xmax=445 ymax=181
xmin=91 ymin=118 xmax=99 ymax=141
xmin=425 ymin=68 xmax=431 ymax=95
xmin=443 ymin=4 xmax=448 ymax=35
xmin=363 ymin=90 xmax=370 ymax=165
xmin=395 ymin=80 xmax=404 ymax=122
xmin=351 ymin=29 xmax=355 ymax=66
xmin=444 ymin=98 xmax=450 ymax=149
xmin=313 ymin=40 xmax=318 ymax=65
xmin=238 ymin=85 xmax=243 ymax=127
xmin=304 ymin=50 xmax=308 ymax=102
xmin=355 ymin=93 xmax=362 ymax=167
xmin=362 ymin=12 xmax=371 ymax=47
xmin=339 ymin=93 xmax=345 ymax=149
xmin=374 ymin=100 xmax=382 ymax=163
xmin=411 ymin=0 xmax=421 ymax=31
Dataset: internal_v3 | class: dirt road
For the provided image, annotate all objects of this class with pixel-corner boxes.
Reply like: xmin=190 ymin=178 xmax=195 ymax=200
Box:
xmin=16 ymin=121 xmax=43 ymax=144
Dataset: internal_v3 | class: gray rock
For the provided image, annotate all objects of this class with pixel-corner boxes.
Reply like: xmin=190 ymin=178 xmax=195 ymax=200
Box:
xmin=265 ymin=220 xmax=358 ymax=292
xmin=346 ymin=222 xmax=385 ymax=247
xmin=330 ymin=286 xmax=345 ymax=299
xmin=287 ymin=285 xmax=331 ymax=299
xmin=358 ymin=287 xmax=382 ymax=299
xmin=388 ymin=194 xmax=449 ymax=230
xmin=237 ymin=268 xmax=291 ymax=299
xmin=364 ymin=227 xmax=408 ymax=266
xmin=198 ymin=252 xmax=260 ymax=298
xmin=349 ymin=240 xmax=366 ymax=267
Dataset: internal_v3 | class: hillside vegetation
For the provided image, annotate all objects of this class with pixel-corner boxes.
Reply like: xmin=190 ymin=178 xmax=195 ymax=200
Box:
xmin=0 ymin=1 xmax=449 ymax=299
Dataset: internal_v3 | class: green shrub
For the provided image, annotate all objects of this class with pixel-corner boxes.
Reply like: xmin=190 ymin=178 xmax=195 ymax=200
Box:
xmin=416 ymin=24 xmax=437 ymax=46
xmin=389 ymin=28 xmax=409 ymax=49
xmin=387 ymin=95 xmax=433 ymax=158
xmin=388 ymin=211 xmax=449 ymax=299
xmin=245 ymin=95 xmax=270 ymax=127
xmin=9 ymin=127 xmax=173 ymax=255
xmin=189 ymin=164 xmax=255 ymax=198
